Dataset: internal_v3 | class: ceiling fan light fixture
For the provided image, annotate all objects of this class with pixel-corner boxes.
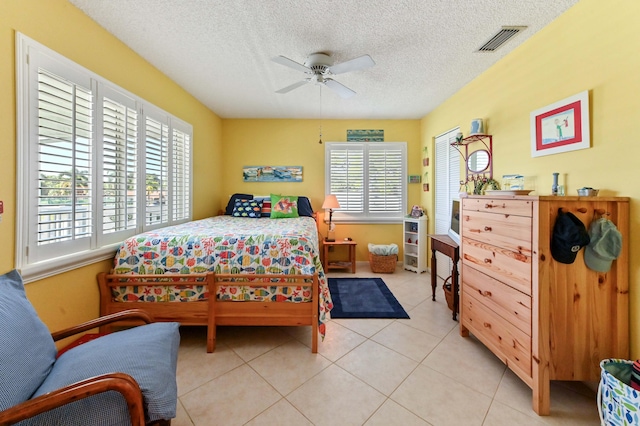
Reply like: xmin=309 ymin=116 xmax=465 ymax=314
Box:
xmin=272 ymin=52 xmax=374 ymax=99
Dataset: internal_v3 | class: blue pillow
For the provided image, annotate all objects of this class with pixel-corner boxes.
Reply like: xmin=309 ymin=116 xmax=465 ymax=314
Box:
xmin=232 ymin=199 xmax=263 ymax=218
xmin=297 ymin=196 xmax=314 ymax=217
xmin=224 ymin=193 xmax=253 ymax=215
xmin=0 ymin=269 xmax=57 ymax=410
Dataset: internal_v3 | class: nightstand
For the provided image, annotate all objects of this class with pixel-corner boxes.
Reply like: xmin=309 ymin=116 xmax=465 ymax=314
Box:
xmin=322 ymin=240 xmax=357 ymax=274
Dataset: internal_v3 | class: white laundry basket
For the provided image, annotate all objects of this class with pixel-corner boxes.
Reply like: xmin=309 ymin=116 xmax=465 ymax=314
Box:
xmin=598 ymin=359 xmax=640 ymax=425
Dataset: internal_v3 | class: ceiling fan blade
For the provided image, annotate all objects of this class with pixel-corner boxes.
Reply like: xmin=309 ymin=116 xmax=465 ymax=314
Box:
xmin=275 ymin=79 xmax=309 ymax=94
xmin=323 ymin=79 xmax=356 ymax=98
xmin=271 ymin=56 xmax=310 ymax=73
xmin=327 ymin=54 xmax=375 ymax=75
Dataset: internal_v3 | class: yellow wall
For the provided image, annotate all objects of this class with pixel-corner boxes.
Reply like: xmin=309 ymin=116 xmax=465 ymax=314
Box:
xmin=420 ymin=0 xmax=640 ymax=357
xmin=0 ymin=0 xmax=223 ymax=336
xmin=221 ymin=119 xmax=422 ymax=260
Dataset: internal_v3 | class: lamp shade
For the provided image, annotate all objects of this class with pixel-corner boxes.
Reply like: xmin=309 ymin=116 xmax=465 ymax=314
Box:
xmin=322 ymin=194 xmax=341 ymax=210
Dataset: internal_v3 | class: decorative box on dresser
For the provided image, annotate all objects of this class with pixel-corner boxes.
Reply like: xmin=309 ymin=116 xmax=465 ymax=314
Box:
xmin=459 ymin=194 xmax=629 ymax=415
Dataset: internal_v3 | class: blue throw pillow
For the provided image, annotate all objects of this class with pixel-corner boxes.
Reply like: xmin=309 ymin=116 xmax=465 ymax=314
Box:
xmin=0 ymin=269 xmax=57 ymax=410
xmin=297 ymin=196 xmax=314 ymax=217
xmin=224 ymin=193 xmax=253 ymax=215
xmin=232 ymin=199 xmax=263 ymax=218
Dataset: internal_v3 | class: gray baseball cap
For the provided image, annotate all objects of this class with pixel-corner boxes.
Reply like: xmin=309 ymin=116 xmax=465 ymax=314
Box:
xmin=584 ymin=218 xmax=622 ymax=273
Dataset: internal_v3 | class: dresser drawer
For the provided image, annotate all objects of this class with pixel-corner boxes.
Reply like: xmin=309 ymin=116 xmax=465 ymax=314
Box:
xmin=462 ymin=265 xmax=531 ymax=334
xmin=463 ymin=197 xmax=533 ymax=217
xmin=461 ymin=294 xmax=531 ymax=379
xmin=461 ymin=209 xmax=532 ymax=253
xmin=462 ymin=237 xmax=532 ymax=295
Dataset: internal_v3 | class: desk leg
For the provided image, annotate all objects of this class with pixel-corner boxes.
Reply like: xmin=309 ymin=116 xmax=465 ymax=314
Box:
xmin=452 ymin=260 xmax=459 ymax=321
xmin=430 ymin=248 xmax=437 ymax=301
xmin=350 ymin=245 xmax=356 ymax=274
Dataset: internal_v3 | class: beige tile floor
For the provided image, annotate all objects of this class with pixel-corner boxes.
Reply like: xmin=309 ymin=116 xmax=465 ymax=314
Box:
xmin=173 ymin=263 xmax=601 ymax=426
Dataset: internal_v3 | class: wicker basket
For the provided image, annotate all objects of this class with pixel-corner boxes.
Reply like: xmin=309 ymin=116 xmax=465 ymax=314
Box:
xmin=368 ymin=252 xmax=397 ymax=273
xmin=443 ymin=276 xmax=454 ymax=312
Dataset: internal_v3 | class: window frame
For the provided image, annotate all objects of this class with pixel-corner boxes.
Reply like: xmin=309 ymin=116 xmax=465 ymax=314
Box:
xmin=324 ymin=141 xmax=407 ymax=224
xmin=15 ymin=33 xmax=193 ymax=282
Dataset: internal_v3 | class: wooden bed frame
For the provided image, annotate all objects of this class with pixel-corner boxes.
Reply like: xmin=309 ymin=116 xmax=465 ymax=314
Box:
xmin=97 ymin=272 xmax=319 ymax=353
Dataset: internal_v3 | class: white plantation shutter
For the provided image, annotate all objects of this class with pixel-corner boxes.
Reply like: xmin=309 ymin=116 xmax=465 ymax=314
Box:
xmin=100 ymin=88 xmax=138 ymax=245
xmin=171 ymin=124 xmax=191 ymax=222
xmin=368 ymin=145 xmax=403 ymax=214
xmin=327 ymin=144 xmax=364 ymax=213
xmin=144 ymin=113 xmax=169 ymax=227
xmin=17 ymin=33 xmax=192 ymax=279
xmin=434 ymin=128 xmax=461 ymax=280
xmin=32 ymin=68 xmax=93 ymax=262
xmin=326 ymin=142 xmax=406 ymax=223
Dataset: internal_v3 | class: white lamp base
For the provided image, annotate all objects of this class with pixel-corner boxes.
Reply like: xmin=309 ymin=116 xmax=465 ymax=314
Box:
xmin=326 ymin=230 xmax=336 ymax=242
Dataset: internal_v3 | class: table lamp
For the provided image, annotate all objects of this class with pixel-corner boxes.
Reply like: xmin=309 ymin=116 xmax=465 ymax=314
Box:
xmin=322 ymin=194 xmax=340 ymax=241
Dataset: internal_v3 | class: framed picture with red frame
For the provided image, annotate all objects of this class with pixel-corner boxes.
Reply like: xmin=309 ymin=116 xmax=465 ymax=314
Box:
xmin=530 ymin=90 xmax=590 ymax=157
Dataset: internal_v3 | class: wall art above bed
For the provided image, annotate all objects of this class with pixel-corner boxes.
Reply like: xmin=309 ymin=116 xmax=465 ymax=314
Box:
xmin=243 ymin=166 xmax=303 ymax=182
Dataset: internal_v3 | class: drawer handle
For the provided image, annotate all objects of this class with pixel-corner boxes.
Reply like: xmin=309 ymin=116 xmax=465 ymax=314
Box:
xmin=484 ymin=226 xmax=492 ymax=232
xmin=483 ymin=258 xmax=492 ymax=264
xmin=479 ymin=290 xmax=492 ymax=297
xmin=484 ymin=203 xmax=506 ymax=209
xmin=483 ymin=322 xmax=491 ymax=329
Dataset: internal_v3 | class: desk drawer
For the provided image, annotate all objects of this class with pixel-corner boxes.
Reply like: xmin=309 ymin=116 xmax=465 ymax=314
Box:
xmin=461 ymin=209 xmax=532 ymax=253
xmin=461 ymin=294 xmax=531 ymax=379
xmin=463 ymin=197 xmax=533 ymax=217
xmin=462 ymin=266 xmax=531 ymax=334
xmin=462 ymin=237 xmax=532 ymax=295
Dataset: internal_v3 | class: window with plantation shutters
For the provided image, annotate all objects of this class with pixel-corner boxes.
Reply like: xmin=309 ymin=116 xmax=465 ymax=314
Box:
xmin=434 ymin=127 xmax=461 ymax=281
xmin=325 ymin=142 xmax=407 ymax=223
xmin=16 ymin=33 xmax=192 ymax=280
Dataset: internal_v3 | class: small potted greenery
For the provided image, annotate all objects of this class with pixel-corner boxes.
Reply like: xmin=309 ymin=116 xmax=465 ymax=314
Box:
xmin=473 ymin=177 xmax=500 ymax=195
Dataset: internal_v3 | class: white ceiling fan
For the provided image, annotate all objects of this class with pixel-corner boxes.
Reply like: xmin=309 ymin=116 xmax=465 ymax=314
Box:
xmin=272 ymin=52 xmax=375 ymax=98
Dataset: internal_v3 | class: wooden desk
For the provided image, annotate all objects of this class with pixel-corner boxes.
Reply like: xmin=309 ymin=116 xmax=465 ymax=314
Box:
xmin=428 ymin=234 xmax=459 ymax=320
xmin=322 ymin=240 xmax=357 ymax=274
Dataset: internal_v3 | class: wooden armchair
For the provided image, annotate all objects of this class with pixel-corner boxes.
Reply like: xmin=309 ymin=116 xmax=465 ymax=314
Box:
xmin=0 ymin=270 xmax=179 ymax=426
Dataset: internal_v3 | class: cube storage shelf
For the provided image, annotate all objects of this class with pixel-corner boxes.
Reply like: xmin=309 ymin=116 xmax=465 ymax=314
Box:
xmin=403 ymin=216 xmax=427 ymax=273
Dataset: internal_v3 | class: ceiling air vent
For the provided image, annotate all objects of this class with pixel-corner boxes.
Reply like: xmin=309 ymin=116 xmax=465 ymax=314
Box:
xmin=477 ymin=26 xmax=527 ymax=52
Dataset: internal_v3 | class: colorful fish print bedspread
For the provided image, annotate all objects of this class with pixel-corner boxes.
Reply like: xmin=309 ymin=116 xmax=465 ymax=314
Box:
xmin=112 ymin=216 xmax=333 ymax=335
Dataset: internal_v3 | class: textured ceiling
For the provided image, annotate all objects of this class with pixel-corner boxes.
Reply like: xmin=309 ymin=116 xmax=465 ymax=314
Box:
xmin=68 ymin=0 xmax=578 ymax=119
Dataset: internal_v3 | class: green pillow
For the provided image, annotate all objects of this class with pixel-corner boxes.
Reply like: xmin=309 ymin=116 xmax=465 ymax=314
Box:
xmin=270 ymin=194 xmax=299 ymax=218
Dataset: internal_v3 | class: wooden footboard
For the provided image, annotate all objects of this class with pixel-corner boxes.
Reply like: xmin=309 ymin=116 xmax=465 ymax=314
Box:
xmin=97 ymin=272 xmax=319 ymax=353
xmin=97 ymin=272 xmax=213 ymax=350
xmin=210 ymin=273 xmax=319 ymax=353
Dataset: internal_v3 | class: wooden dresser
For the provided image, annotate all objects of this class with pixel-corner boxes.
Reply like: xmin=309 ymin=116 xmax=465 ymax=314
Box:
xmin=459 ymin=195 xmax=629 ymax=415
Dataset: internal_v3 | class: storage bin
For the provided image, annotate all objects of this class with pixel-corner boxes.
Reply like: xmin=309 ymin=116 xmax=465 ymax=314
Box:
xmin=368 ymin=252 xmax=397 ymax=273
xmin=442 ymin=276 xmax=454 ymax=312
xmin=598 ymin=358 xmax=640 ymax=425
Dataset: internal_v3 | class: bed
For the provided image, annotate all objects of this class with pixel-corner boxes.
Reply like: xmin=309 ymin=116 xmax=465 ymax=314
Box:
xmin=97 ymin=195 xmax=332 ymax=353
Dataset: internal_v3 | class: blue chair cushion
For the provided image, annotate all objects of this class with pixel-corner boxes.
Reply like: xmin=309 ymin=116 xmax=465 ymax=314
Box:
xmin=31 ymin=322 xmax=180 ymax=424
xmin=0 ymin=269 xmax=57 ymax=411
